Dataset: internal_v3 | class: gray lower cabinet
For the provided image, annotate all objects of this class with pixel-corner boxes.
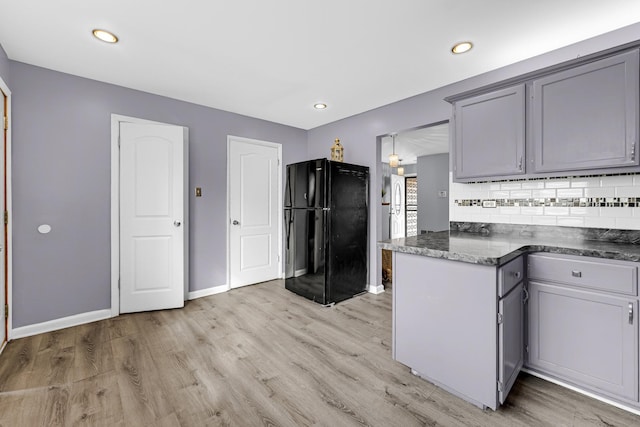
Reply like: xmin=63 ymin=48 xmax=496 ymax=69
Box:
xmin=499 ymin=282 xmax=524 ymax=404
xmin=526 ymin=253 xmax=639 ymax=405
xmin=453 ymin=85 xmax=525 ymax=181
xmin=531 ymin=49 xmax=639 ymax=173
xmin=393 ymin=252 xmax=524 ymax=410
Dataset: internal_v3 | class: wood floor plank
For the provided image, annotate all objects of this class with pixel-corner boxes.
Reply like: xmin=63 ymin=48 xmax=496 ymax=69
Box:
xmin=1 ymin=280 xmax=639 ymax=426
xmin=110 ymin=335 xmax=175 ymax=425
xmin=0 ymin=334 xmax=41 ymax=392
xmin=72 ymin=321 xmax=114 ymax=383
xmin=67 ymin=372 xmax=124 ymax=426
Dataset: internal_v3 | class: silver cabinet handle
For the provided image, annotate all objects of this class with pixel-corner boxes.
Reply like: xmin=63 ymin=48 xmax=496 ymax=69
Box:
xmin=232 ymin=220 xmax=240 ymax=225
xmin=630 ymin=303 xmax=634 ymax=325
xmin=174 ymin=220 xmax=182 ymax=227
xmin=518 ymin=156 xmax=523 ymax=171
xmin=571 ymin=270 xmax=582 ymax=278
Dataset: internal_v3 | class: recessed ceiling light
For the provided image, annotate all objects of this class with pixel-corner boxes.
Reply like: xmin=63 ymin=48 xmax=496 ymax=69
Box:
xmin=92 ymin=29 xmax=118 ymax=44
xmin=451 ymin=41 xmax=473 ymax=54
xmin=314 ymin=103 xmax=327 ymax=110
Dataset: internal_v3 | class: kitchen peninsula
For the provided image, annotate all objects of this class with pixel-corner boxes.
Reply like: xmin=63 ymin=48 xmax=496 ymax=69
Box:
xmin=379 ymin=223 xmax=640 ymax=413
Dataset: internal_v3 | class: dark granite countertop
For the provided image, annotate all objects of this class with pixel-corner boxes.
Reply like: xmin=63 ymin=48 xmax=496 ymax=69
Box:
xmin=378 ymin=223 xmax=640 ymax=266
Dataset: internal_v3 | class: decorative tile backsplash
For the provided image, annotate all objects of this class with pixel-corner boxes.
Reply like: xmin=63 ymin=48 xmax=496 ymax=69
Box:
xmin=455 ymin=197 xmax=638 ymax=207
xmin=449 ymin=173 xmax=640 ymax=230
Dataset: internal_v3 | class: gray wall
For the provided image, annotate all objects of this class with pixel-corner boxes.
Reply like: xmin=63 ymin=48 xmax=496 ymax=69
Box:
xmin=417 ymin=153 xmax=449 ymax=233
xmin=10 ymin=61 xmax=307 ymax=328
xmin=0 ymin=44 xmax=9 ymax=86
xmin=307 ymin=23 xmax=640 ymax=288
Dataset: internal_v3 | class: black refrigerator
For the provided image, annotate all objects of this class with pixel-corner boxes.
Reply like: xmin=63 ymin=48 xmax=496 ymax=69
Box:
xmin=284 ymin=159 xmax=369 ymax=305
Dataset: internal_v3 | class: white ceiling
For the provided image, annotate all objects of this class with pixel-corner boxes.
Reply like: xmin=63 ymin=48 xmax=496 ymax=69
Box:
xmin=381 ymin=123 xmax=449 ymax=165
xmin=1 ymin=1 xmax=639 ymax=130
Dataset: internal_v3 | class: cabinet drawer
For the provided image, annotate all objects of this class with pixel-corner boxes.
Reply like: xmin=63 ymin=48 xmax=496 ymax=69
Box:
xmin=498 ymin=256 xmax=524 ymax=297
xmin=528 ymin=253 xmax=638 ymax=296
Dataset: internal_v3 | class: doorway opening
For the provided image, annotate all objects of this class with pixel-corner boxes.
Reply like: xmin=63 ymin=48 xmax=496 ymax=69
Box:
xmin=379 ymin=121 xmax=450 ymax=287
xmin=0 ymin=83 xmax=8 ymax=348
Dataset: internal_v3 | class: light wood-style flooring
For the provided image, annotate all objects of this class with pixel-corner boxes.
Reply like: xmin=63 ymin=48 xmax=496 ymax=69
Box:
xmin=1 ymin=280 xmax=639 ymax=426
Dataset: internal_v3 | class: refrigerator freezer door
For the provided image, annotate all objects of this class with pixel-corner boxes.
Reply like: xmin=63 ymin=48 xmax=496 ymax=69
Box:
xmin=284 ymin=159 xmax=327 ymax=208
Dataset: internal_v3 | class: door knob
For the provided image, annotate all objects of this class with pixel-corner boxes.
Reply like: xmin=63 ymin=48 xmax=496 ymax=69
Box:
xmin=232 ymin=220 xmax=240 ymax=225
xmin=174 ymin=221 xmax=182 ymax=227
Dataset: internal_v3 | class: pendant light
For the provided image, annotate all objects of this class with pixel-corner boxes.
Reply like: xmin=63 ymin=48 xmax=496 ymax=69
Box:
xmin=389 ymin=134 xmax=399 ymax=168
xmin=397 ymin=165 xmax=405 ymax=176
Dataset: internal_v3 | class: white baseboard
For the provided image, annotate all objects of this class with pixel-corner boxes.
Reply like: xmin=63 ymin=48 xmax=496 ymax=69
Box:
xmin=294 ymin=268 xmax=307 ymax=277
xmin=522 ymin=368 xmax=640 ymax=416
xmin=0 ymin=340 xmax=6 ymax=355
xmin=368 ymin=283 xmax=385 ymax=294
xmin=10 ymin=309 xmax=113 ymax=340
xmin=188 ymin=284 xmax=229 ymax=300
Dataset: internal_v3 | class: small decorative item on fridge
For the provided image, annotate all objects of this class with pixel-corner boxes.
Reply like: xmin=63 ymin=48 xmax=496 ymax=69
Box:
xmin=331 ymin=138 xmax=344 ymax=162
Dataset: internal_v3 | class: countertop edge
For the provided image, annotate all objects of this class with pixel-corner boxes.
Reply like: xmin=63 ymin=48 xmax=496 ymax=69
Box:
xmin=378 ymin=241 xmax=640 ymax=266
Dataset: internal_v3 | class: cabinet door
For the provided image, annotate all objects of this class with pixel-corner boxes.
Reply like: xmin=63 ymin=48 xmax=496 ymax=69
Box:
xmin=453 ymin=85 xmax=525 ymax=181
xmin=528 ymin=281 xmax=638 ymax=402
xmin=498 ymin=282 xmax=524 ymax=405
xmin=532 ymin=50 xmax=639 ymax=173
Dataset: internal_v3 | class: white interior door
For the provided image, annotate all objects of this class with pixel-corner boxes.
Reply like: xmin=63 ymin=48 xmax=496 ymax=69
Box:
xmin=391 ymin=174 xmax=406 ymax=238
xmin=119 ymin=122 xmax=187 ymax=313
xmin=229 ymin=137 xmax=281 ymax=288
xmin=0 ymin=89 xmax=5 ymax=346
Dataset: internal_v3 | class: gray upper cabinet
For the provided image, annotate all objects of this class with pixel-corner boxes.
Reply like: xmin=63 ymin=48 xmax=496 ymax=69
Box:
xmin=531 ymin=50 xmax=640 ymax=173
xmin=453 ymin=85 xmax=526 ymax=181
xmin=448 ymin=47 xmax=640 ymax=182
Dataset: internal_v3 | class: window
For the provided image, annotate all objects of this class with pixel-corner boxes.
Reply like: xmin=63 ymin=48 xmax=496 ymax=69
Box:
xmin=405 ymin=177 xmax=417 ymax=237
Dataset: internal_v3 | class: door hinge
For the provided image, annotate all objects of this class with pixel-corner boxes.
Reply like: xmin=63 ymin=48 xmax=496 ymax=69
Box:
xmin=497 ymin=313 xmax=504 ymax=325
xmin=525 ymin=345 xmax=529 ymax=354
xmin=278 ymin=158 xmax=281 ymax=166
xmin=3 ymin=211 xmax=7 ymax=225
xmin=3 ymin=115 xmax=7 ymax=131
xmin=522 ymin=286 xmax=529 ymax=304
xmin=4 ymin=304 xmax=7 ymax=319
xmin=497 ymin=380 xmax=503 ymax=392
xmin=118 ymin=278 xmax=120 ymax=289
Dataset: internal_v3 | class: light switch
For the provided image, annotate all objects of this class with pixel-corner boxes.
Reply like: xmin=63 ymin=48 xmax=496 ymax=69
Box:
xmin=195 ymin=187 xmax=202 ymax=197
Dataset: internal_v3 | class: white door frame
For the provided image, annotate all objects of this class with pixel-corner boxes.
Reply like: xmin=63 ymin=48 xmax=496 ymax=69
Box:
xmin=226 ymin=135 xmax=283 ymax=288
xmin=1 ymin=77 xmax=12 ymax=344
xmin=110 ymin=114 xmax=188 ymax=317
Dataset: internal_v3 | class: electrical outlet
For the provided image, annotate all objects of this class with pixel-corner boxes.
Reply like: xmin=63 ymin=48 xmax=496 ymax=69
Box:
xmin=482 ymin=200 xmax=497 ymax=208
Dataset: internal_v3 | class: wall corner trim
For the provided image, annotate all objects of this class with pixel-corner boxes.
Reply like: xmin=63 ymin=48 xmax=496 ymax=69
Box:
xmin=188 ymin=284 xmax=229 ymax=300
xmin=10 ymin=309 xmax=112 ymax=340
xmin=368 ymin=284 xmax=385 ymax=294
